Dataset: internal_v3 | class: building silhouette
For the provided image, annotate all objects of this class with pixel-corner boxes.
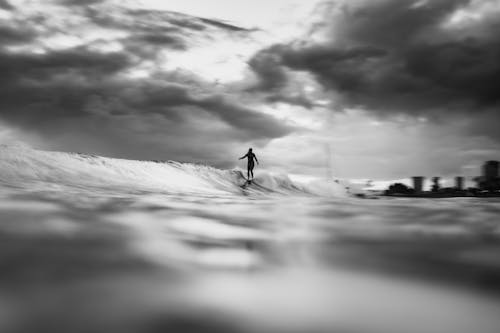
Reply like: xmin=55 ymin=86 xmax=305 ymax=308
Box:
xmin=383 ymin=160 xmax=500 ymax=197
xmin=483 ymin=161 xmax=499 ymax=179
xmin=477 ymin=161 xmax=500 ymax=192
xmin=412 ymin=176 xmax=424 ymax=193
xmin=431 ymin=177 xmax=441 ymax=192
xmin=455 ymin=176 xmax=464 ymax=191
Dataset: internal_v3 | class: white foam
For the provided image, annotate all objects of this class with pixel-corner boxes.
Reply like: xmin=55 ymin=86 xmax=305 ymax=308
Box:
xmin=0 ymin=145 xmax=347 ymax=198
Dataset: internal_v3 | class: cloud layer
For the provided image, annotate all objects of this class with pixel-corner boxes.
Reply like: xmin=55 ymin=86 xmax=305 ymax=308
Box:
xmin=251 ymin=0 xmax=500 ymax=119
xmin=1 ymin=0 xmax=499 ymax=178
xmin=0 ymin=0 xmax=292 ymax=166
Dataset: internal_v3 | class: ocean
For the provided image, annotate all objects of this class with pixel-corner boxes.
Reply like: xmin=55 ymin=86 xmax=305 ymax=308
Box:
xmin=1 ymin=144 xmax=500 ymax=333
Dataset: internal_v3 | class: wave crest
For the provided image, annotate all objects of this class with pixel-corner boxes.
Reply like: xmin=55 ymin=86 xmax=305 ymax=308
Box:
xmin=0 ymin=145 xmax=346 ymax=197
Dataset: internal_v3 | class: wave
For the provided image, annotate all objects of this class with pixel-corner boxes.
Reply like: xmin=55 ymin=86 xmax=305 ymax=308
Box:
xmin=0 ymin=145 xmax=347 ymax=197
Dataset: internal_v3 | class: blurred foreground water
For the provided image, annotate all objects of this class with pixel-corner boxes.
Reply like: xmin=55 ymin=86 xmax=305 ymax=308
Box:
xmin=1 ymin=146 xmax=500 ymax=333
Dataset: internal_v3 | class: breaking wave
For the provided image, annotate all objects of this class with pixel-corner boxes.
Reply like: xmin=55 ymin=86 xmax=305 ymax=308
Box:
xmin=0 ymin=145 xmax=347 ymax=197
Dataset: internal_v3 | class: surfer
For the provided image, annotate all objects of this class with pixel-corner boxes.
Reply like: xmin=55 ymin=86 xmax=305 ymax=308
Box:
xmin=239 ymin=148 xmax=259 ymax=181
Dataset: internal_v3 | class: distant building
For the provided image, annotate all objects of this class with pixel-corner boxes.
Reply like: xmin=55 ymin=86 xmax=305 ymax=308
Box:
xmin=455 ymin=177 xmax=464 ymax=191
xmin=412 ymin=176 xmax=424 ymax=193
xmin=431 ymin=177 xmax=440 ymax=192
xmin=483 ymin=161 xmax=499 ymax=179
xmin=477 ymin=161 xmax=500 ymax=192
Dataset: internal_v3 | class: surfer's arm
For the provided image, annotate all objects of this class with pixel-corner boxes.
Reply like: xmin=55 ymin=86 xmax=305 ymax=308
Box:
xmin=254 ymin=155 xmax=259 ymax=164
xmin=238 ymin=154 xmax=248 ymax=160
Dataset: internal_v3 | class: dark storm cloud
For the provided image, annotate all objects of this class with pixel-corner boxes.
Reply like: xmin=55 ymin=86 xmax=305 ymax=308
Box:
xmin=250 ymin=0 xmax=500 ymax=115
xmin=85 ymin=7 xmax=248 ymax=35
xmin=0 ymin=2 xmax=292 ymax=164
xmin=0 ymin=25 xmax=36 ymax=44
xmin=248 ymin=45 xmax=289 ymax=92
xmin=0 ymin=0 xmax=12 ymax=10
xmin=0 ymin=51 xmax=127 ymax=126
xmin=81 ymin=6 xmax=250 ymax=57
xmin=59 ymin=0 xmax=102 ymax=6
xmin=247 ymin=45 xmax=317 ymax=108
xmin=130 ymin=33 xmax=185 ymax=48
xmin=198 ymin=18 xmax=253 ymax=32
xmin=85 ymin=7 xmax=193 ymax=32
xmin=0 ymin=48 xmax=132 ymax=79
xmin=120 ymin=33 xmax=187 ymax=58
xmin=0 ymin=45 xmax=291 ymax=139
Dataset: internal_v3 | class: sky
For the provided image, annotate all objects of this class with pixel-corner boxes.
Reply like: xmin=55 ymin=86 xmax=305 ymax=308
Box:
xmin=0 ymin=0 xmax=499 ymax=180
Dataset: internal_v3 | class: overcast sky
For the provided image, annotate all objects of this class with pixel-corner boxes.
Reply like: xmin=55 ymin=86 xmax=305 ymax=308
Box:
xmin=1 ymin=0 xmax=499 ymax=180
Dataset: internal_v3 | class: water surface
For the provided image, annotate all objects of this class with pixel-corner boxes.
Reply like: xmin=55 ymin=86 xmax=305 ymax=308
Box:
xmin=1 ymin=146 xmax=500 ymax=333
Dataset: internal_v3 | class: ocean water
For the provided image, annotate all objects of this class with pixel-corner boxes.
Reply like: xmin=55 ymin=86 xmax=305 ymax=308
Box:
xmin=1 ymin=145 xmax=500 ymax=333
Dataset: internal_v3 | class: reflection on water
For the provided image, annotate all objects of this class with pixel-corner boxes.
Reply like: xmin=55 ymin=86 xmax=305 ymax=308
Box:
xmin=1 ymin=184 xmax=500 ymax=333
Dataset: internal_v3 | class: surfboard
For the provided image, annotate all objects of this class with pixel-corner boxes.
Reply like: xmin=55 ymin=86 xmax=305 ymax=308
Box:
xmin=239 ymin=179 xmax=252 ymax=188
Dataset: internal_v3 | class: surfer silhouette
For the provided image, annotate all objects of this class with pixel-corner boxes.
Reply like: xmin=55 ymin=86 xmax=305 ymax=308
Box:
xmin=239 ymin=148 xmax=259 ymax=181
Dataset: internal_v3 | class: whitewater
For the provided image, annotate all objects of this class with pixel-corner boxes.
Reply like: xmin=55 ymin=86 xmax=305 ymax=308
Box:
xmin=0 ymin=144 xmax=346 ymax=197
xmin=1 ymin=144 xmax=500 ymax=333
